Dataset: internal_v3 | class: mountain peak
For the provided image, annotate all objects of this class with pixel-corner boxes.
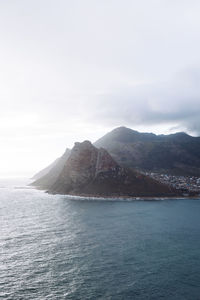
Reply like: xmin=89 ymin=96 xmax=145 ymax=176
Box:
xmin=111 ymin=126 xmax=138 ymax=134
xmin=94 ymin=126 xmax=200 ymax=176
xmin=95 ymin=126 xmax=156 ymax=147
xmin=75 ymin=140 xmax=92 ymax=146
xmin=48 ymin=140 xmax=176 ymax=197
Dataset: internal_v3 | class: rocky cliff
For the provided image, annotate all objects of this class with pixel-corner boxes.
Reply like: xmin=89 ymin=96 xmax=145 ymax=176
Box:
xmin=48 ymin=140 xmax=177 ymax=197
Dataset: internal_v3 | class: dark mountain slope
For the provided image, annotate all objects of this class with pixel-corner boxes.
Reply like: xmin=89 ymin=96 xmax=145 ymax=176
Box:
xmin=94 ymin=127 xmax=200 ymax=176
xmin=49 ymin=140 xmax=177 ymax=197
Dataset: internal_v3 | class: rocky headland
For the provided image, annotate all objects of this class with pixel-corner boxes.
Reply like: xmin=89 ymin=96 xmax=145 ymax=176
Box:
xmin=32 ymin=140 xmax=178 ymax=198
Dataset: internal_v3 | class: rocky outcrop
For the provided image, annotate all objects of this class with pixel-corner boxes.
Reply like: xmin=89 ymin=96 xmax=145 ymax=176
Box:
xmin=48 ymin=141 xmax=177 ymax=197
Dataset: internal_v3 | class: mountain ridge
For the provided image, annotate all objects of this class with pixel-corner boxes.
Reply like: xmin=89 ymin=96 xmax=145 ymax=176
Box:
xmin=47 ymin=140 xmax=177 ymax=197
xmin=94 ymin=127 xmax=200 ymax=176
xmin=31 ymin=126 xmax=200 ymax=195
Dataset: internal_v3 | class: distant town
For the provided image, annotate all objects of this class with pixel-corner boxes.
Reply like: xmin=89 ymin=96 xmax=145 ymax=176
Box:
xmin=145 ymin=172 xmax=200 ymax=196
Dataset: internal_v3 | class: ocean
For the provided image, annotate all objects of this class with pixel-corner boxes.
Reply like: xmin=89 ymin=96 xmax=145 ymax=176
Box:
xmin=1 ymin=178 xmax=200 ymax=299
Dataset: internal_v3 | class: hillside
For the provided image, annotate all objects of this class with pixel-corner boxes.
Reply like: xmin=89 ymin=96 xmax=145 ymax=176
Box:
xmin=48 ymin=141 xmax=177 ymax=197
xmin=94 ymin=127 xmax=200 ymax=176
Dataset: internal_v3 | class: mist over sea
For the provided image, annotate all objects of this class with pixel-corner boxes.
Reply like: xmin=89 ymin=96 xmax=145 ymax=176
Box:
xmin=1 ymin=179 xmax=200 ymax=299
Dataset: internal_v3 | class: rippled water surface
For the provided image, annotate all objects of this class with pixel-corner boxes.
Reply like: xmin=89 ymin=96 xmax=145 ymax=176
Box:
xmin=1 ymin=178 xmax=200 ymax=299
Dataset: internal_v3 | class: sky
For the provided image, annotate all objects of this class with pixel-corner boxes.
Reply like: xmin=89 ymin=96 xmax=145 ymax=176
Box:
xmin=1 ymin=0 xmax=200 ymax=176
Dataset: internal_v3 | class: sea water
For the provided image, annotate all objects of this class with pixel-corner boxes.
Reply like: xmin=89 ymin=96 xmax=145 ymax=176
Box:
xmin=1 ymin=178 xmax=200 ymax=299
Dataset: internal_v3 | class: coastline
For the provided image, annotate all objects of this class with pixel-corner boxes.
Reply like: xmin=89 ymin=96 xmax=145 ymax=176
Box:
xmin=30 ymin=184 xmax=200 ymax=201
xmin=54 ymin=194 xmax=200 ymax=201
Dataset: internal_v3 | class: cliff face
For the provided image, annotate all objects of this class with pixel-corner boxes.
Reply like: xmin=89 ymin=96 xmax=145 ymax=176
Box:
xmin=49 ymin=141 xmax=177 ymax=197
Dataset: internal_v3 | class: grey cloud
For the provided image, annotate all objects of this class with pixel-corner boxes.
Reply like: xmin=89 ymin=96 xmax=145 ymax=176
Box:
xmin=82 ymin=69 xmax=200 ymax=135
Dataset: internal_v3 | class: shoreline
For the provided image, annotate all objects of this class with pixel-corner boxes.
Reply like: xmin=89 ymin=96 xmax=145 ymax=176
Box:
xmin=29 ymin=183 xmax=200 ymax=201
xmin=34 ymin=188 xmax=199 ymax=201
xmin=55 ymin=194 xmax=200 ymax=201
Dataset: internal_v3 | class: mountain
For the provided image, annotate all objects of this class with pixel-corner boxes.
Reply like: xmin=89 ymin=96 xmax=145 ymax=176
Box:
xmin=31 ymin=148 xmax=71 ymax=189
xmin=94 ymin=127 xmax=200 ymax=176
xmin=47 ymin=140 xmax=177 ymax=197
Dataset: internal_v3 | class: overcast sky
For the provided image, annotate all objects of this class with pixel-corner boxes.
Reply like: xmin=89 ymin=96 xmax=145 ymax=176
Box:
xmin=1 ymin=0 xmax=200 ymax=176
